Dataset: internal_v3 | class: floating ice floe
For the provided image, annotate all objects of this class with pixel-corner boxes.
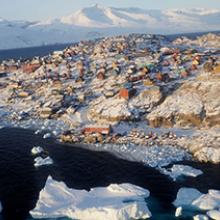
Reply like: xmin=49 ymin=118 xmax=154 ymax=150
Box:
xmin=174 ymin=188 xmax=220 ymax=219
xmin=43 ymin=133 xmax=51 ymax=139
xmin=173 ymin=187 xmax=203 ymax=208
xmin=31 ymin=146 xmax=44 ymax=155
xmin=207 ymin=210 xmax=220 ymax=220
xmin=193 ymin=214 xmax=209 ymax=220
xmin=34 ymin=156 xmax=53 ymax=167
xmin=160 ymin=164 xmax=203 ymax=181
xmin=175 ymin=206 xmax=182 ymax=217
xmin=30 ymin=176 xmax=151 ymax=220
xmin=35 ymin=130 xmax=40 ymax=135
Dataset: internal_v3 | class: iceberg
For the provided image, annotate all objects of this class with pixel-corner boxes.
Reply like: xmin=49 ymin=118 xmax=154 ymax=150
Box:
xmin=30 ymin=176 xmax=151 ymax=220
xmin=173 ymin=188 xmax=203 ymax=207
xmin=160 ymin=164 xmax=203 ymax=181
xmin=34 ymin=156 xmax=53 ymax=167
xmin=31 ymin=146 xmax=44 ymax=155
xmin=0 ymin=202 xmax=2 ymax=213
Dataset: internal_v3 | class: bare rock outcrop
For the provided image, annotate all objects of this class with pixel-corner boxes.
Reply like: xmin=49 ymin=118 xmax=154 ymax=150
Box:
xmin=147 ymin=73 xmax=220 ymax=128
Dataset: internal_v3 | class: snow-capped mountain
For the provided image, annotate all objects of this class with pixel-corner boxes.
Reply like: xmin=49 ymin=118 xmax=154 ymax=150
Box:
xmin=0 ymin=5 xmax=220 ymax=50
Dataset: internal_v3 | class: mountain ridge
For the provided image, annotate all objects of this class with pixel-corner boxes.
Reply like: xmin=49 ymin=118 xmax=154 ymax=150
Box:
xmin=0 ymin=5 xmax=220 ymax=49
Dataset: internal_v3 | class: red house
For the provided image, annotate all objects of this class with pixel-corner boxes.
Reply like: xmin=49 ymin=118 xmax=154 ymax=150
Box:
xmin=119 ymin=88 xmax=136 ymax=100
xmin=82 ymin=125 xmax=111 ymax=135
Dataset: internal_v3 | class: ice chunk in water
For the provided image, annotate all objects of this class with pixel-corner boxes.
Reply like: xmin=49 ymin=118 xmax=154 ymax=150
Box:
xmin=30 ymin=176 xmax=151 ymax=220
xmin=34 ymin=156 xmax=53 ymax=167
xmin=31 ymin=146 xmax=44 ymax=155
xmin=160 ymin=164 xmax=203 ymax=181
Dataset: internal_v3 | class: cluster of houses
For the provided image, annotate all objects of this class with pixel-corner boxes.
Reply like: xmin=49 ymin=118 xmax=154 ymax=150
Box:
xmin=0 ymin=34 xmax=220 ymax=142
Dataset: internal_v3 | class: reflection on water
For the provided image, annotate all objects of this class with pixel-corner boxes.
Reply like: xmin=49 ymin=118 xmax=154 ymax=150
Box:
xmin=0 ymin=128 xmax=220 ymax=220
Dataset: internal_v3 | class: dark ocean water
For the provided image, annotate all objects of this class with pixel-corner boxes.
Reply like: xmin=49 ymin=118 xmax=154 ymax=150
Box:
xmin=0 ymin=44 xmax=72 ymax=61
xmin=0 ymin=128 xmax=220 ymax=220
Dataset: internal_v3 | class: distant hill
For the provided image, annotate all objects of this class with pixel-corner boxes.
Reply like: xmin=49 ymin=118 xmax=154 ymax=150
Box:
xmin=0 ymin=5 xmax=220 ymax=49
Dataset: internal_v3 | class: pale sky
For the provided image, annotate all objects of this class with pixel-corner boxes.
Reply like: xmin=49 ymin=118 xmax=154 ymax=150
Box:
xmin=0 ymin=0 xmax=220 ymax=21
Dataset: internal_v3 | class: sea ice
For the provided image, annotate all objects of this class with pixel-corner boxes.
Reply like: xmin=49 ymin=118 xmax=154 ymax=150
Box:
xmin=175 ymin=206 xmax=182 ymax=217
xmin=193 ymin=214 xmax=209 ymax=220
xmin=160 ymin=164 xmax=203 ymax=181
xmin=174 ymin=188 xmax=220 ymax=212
xmin=173 ymin=188 xmax=203 ymax=207
xmin=35 ymin=130 xmax=40 ymax=135
xmin=43 ymin=133 xmax=51 ymax=139
xmin=31 ymin=146 xmax=44 ymax=155
xmin=92 ymin=144 xmax=190 ymax=168
xmin=34 ymin=156 xmax=53 ymax=167
xmin=207 ymin=210 xmax=220 ymax=220
xmin=30 ymin=176 xmax=151 ymax=220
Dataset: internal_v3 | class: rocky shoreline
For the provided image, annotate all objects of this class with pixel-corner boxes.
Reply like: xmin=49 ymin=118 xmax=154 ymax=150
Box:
xmin=0 ymin=33 xmax=220 ymax=164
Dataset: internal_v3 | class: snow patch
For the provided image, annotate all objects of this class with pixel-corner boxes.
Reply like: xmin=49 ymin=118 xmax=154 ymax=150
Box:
xmin=30 ymin=176 xmax=151 ymax=220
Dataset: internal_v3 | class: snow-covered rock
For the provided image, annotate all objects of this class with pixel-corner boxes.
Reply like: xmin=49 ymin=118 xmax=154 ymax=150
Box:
xmin=160 ymin=164 xmax=203 ymax=181
xmin=31 ymin=146 xmax=44 ymax=155
xmin=89 ymin=97 xmax=132 ymax=122
xmin=34 ymin=156 xmax=53 ymax=167
xmin=30 ymin=176 xmax=151 ymax=220
xmin=147 ymin=88 xmax=204 ymax=128
xmin=147 ymin=75 xmax=220 ymax=129
xmin=207 ymin=210 xmax=220 ymax=220
xmin=194 ymin=147 xmax=220 ymax=164
xmin=173 ymin=33 xmax=220 ymax=49
xmin=129 ymin=86 xmax=162 ymax=111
